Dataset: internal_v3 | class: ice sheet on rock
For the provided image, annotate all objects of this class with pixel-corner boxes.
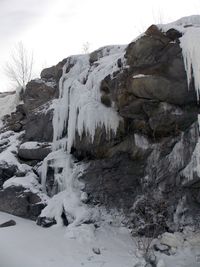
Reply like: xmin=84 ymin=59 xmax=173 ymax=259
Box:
xmin=46 ymin=46 xmax=126 ymax=226
xmin=159 ymin=15 xmax=200 ymax=101
xmin=53 ymin=45 xmax=125 ymax=152
xmin=40 ymin=149 xmax=90 ymax=225
xmin=134 ymin=134 xmax=149 ymax=150
xmin=41 ymin=150 xmax=74 ymax=192
xmin=179 ymin=27 xmax=200 ymax=101
xmin=181 ymin=138 xmax=200 ymax=185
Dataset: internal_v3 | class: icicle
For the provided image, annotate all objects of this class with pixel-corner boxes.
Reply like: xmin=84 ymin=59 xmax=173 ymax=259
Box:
xmin=41 ymin=46 xmax=126 ymax=225
xmin=53 ymin=46 xmax=125 ymax=153
xmin=180 ymin=27 xmax=200 ymax=102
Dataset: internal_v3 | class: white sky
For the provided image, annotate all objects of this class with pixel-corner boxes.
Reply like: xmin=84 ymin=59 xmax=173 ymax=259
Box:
xmin=0 ymin=0 xmax=200 ymax=91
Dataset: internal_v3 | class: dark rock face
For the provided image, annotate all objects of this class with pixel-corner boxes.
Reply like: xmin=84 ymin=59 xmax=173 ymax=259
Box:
xmin=23 ymin=79 xmax=58 ymax=142
xmin=24 ymin=79 xmax=58 ymax=113
xmin=0 ymin=163 xmax=18 ymax=187
xmin=81 ymin=153 xmax=144 ymax=209
xmin=0 ymin=186 xmax=44 ymax=220
xmin=40 ymin=58 xmax=67 ymax=82
xmin=24 ymin=107 xmax=54 ymax=142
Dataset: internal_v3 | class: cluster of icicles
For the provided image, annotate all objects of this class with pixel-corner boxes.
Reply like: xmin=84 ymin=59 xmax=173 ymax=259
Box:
xmin=40 ymin=46 xmax=125 ymax=225
xmin=40 ymin=17 xmax=200 ymax=224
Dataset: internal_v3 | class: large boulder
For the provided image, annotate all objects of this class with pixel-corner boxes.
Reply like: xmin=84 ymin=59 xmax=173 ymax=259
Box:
xmin=24 ymin=106 xmax=54 ymax=142
xmin=18 ymin=142 xmax=51 ymax=160
xmin=24 ymin=79 xmax=58 ymax=113
xmin=0 ymin=186 xmax=44 ymax=220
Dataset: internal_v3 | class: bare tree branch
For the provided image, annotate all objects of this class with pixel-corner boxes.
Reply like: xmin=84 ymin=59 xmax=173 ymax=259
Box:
xmin=5 ymin=42 xmax=34 ymax=90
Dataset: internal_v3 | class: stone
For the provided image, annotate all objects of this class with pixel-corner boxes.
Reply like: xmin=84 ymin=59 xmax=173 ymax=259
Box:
xmin=0 ymin=163 xmax=18 ymax=188
xmin=40 ymin=66 xmax=56 ymax=79
xmin=92 ymin=247 xmax=101 ymax=255
xmin=36 ymin=216 xmax=57 ymax=227
xmin=24 ymin=107 xmax=54 ymax=142
xmin=40 ymin=58 xmax=67 ymax=82
xmin=153 ymin=243 xmax=170 ymax=253
xmin=0 ymin=186 xmax=44 ymax=220
xmin=18 ymin=142 xmax=51 ymax=160
xmin=128 ymin=75 xmax=195 ymax=106
xmin=0 ymin=219 xmax=16 ymax=228
xmin=165 ymin=28 xmax=182 ymax=40
xmin=24 ymin=79 xmax=57 ymax=114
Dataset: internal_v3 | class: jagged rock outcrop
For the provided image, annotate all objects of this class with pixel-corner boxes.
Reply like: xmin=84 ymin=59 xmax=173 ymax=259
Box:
xmin=0 ymin=17 xmax=200 ymax=236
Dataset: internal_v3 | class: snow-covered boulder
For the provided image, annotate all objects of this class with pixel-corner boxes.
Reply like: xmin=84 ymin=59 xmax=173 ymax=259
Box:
xmin=18 ymin=141 xmax=51 ymax=160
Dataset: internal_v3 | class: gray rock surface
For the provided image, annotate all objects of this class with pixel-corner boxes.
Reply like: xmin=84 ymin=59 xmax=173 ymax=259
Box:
xmin=18 ymin=142 xmax=51 ymax=160
xmin=0 ymin=186 xmax=44 ymax=220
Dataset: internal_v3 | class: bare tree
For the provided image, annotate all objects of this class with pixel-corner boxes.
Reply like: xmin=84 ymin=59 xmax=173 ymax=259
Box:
xmin=5 ymin=42 xmax=33 ymax=90
xmin=82 ymin=42 xmax=90 ymax=54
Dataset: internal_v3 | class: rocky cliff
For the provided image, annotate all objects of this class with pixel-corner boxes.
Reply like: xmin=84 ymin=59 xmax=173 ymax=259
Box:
xmin=0 ymin=16 xmax=200 ymax=237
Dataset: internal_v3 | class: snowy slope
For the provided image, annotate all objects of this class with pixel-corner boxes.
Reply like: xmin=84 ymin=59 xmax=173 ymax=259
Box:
xmin=0 ymin=212 xmax=138 ymax=267
xmin=0 ymin=90 xmax=20 ymax=120
xmin=1 ymin=211 xmax=200 ymax=267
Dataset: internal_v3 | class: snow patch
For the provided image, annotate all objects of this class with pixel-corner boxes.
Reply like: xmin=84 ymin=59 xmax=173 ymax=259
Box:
xmin=133 ymin=74 xmax=150 ymax=79
xmin=20 ymin=141 xmax=51 ymax=150
xmin=134 ymin=134 xmax=149 ymax=150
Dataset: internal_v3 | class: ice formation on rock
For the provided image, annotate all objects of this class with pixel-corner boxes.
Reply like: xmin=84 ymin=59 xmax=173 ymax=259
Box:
xmin=41 ymin=46 xmax=126 ymax=225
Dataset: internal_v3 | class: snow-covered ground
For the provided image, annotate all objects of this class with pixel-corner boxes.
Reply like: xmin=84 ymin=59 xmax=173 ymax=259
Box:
xmin=0 ymin=211 xmax=138 ymax=267
xmin=1 ymin=211 xmax=200 ymax=267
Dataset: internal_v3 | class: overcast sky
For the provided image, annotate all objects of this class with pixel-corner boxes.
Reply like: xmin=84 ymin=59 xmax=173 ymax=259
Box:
xmin=0 ymin=0 xmax=200 ymax=91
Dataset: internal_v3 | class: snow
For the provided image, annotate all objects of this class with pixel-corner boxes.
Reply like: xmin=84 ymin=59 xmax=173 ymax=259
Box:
xmin=132 ymin=74 xmax=149 ymax=79
xmin=134 ymin=134 xmax=149 ymax=150
xmin=20 ymin=141 xmax=51 ymax=150
xmin=0 ymin=90 xmax=20 ymax=121
xmin=0 ymin=131 xmax=31 ymax=173
xmin=0 ymin=211 xmax=137 ymax=267
xmin=1 ymin=211 xmax=200 ymax=267
xmin=3 ymin=172 xmax=39 ymax=190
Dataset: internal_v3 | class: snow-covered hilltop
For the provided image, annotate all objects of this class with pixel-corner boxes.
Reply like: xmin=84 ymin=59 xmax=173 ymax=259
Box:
xmin=0 ymin=15 xmax=200 ymax=267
